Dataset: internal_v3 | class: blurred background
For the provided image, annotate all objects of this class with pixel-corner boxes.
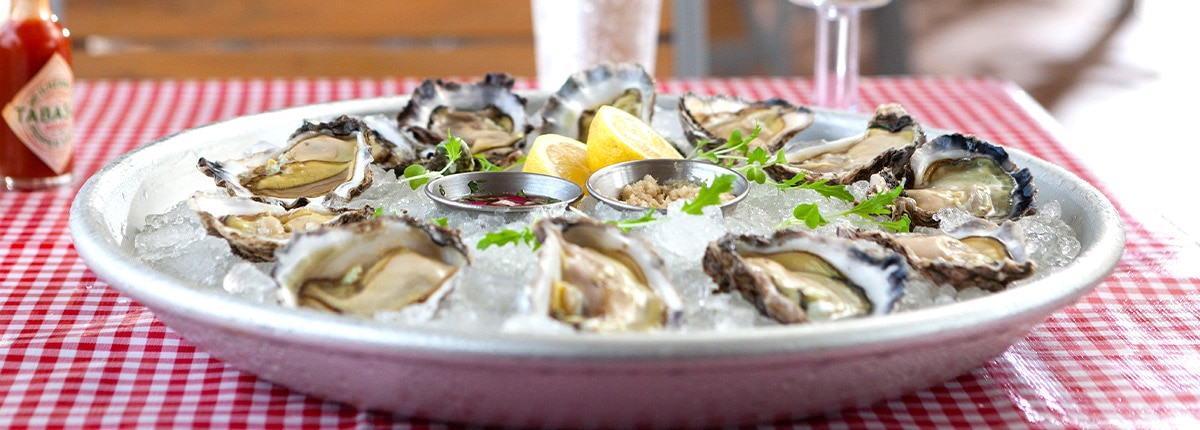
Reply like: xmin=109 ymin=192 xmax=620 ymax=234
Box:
xmin=20 ymin=0 xmax=1193 ymax=164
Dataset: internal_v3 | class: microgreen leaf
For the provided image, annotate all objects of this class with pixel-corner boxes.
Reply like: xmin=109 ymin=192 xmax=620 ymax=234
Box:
xmin=841 ymin=185 xmax=903 ymax=219
xmin=431 ymin=217 xmax=449 ymax=227
xmin=746 ymin=147 xmax=770 ymax=165
xmin=871 ymin=214 xmax=912 ymax=233
xmin=689 ymin=124 xmax=762 ymax=167
xmin=789 ymin=203 xmax=828 ymax=229
xmin=504 ymin=156 xmax=526 ymax=171
xmin=474 ymin=154 xmax=504 ymax=172
xmin=798 ymin=179 xmax=855 ymax=201
xmin=776 ymin=173 xmax=807 ymax=188
xmin=442 ymin=134 xmax=465 ymax=165
xmin=402 ymin=164 xmax=430 ymax=190
xmin=608 ymin=208 xmax=661 ymax=232
xmin=777 ymin=185 xmax=906 ymax=231
xmin=372 ymin=206 xmax=385 ymax=217
xmin=477 ymin=227 xmax=537 ymax=250
xmin=681 ymin=174 xmax=736 ymax=215
xmin=772 ymin=173 xmax=854 ymax=202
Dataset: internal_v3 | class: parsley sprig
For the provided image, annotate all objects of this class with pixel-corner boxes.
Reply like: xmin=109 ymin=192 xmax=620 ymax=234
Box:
xmin=778 ymin=185 xmax=911 ymax=232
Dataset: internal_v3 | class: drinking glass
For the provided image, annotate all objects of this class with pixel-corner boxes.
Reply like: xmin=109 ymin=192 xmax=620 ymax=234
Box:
xmin=531 ymin=0 xmax=662 ymax=90
xmin=791 ymin=0 xmax=892 ymax=111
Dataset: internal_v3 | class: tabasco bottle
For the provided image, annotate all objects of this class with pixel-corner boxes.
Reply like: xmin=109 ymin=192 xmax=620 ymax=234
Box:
xmin=0 ymin=0 xmax=73 ymax=190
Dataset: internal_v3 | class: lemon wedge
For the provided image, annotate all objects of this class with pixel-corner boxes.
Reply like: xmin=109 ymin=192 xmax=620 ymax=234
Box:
xmin=585 ymin=105 xmax=681 ymax=172
xmin=522 ymin=133 xmax=591 ymax=192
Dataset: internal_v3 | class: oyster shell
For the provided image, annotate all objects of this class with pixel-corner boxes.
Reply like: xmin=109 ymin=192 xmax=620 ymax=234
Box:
xmin=395 ymin=73 xmax=528 ymax=168
xmin=188 ymin=192 xmax=373 ymax=262
xmin=897 ymin=133 xmax=1036 ymax=227
xmin=839 ymin=219 xmax=1034 ymax=292
xmin=359 ymin=113 xmax=427 ymax=170
xmin=274 ymin=216 xmax=470 ymax=317
xmin=702 ymin=229 xmax=908 ymax=324
xmin=197 ymin=116 xmax=375 ymax=208
xmin=678 ymin=92 xmax=814 ymax=156
xmin=527 ymin=217 xmax=683 ymax=332
xmin=531 ymin=62 xmax=657 ymax=144
xmin=768 ymin=103 xmax=922 ymax=184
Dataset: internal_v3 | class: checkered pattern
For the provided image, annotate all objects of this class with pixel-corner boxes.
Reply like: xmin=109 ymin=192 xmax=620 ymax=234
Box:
xmin=2 ymin=77 xmax=1196 ymax=428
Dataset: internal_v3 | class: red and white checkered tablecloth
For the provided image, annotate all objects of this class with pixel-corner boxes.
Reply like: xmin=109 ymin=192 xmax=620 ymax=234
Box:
xmin=2 ymin=77 xmax=1197 ymax=428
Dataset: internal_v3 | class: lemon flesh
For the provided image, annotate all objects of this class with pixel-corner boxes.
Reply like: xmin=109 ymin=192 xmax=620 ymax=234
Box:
xmin=523 ymin=133 xmax=591 ymax=192
xmin=585 ymin=105 xmax=681 ymax=172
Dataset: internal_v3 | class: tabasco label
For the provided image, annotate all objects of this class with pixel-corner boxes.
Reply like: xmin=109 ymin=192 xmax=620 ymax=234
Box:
xmin=2 ymin=53 xmax=74 ymax=175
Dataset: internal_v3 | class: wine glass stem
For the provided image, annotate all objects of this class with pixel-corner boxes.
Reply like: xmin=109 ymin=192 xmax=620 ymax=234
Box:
xmin=813 ymin=5 xmax=861 ymax=111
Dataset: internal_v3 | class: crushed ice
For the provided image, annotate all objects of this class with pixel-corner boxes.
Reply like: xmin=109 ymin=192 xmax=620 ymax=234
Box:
xmin=132 ymin=168 xmax=1084 ymax=333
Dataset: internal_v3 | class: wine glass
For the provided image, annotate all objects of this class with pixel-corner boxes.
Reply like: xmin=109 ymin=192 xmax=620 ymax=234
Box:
xmin=791 ymin=0 xmax=893 ymax=112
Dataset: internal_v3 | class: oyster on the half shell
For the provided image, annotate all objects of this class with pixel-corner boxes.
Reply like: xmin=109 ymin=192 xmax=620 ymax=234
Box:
xmin=274 ymin=216 xmax=470 ymax=317
xmin=188 ymin=192 xmax=373 ymax=262
xmin=678 ymin=92 xmax=814 ymax=156
xmin=526 ymin=217 xmax=683 ymax=332
xmin=768 ymin=103 xmax=922 ymax=185
xmin=531 ymin=62 xmax=657 ymax=144
xmin=703 ymin=229 xmax=908 ymax=324
xmin=896 ymin=133 xmax=1037 ymax=227
xmin=197 ymin=116 xmax=375 ymax=208
xmin=396 ymin=73 xmax=529 ymax=168
xmin=359 ymin=113 xmax=428 ymax=171
xmin=839 ymin=219 xmax=1034 ymax=292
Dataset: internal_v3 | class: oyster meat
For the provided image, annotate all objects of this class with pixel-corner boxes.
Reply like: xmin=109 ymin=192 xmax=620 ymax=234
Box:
xmin=527 ymin=217 xmax=683 ymax=332
xmin=359 ymin=113 xmax=427 ymax=170
xmin=839 ymin=219 xmax=1034 ymax=292
xmin=188 ymin=192 xmax=373 ymax=262
xmin=531 ymin=62 xmax=657 ymax=144
xmin=396 ymin=73 xmax=529 ymax=168
xmin=897 ymin=133 xmax=1036 ymax=227
xmin=768 ymin=103 xmax=922 ymax=184
xmin=274 ymin=216 xmax=470 ymax=317
xmin=703 ymin=229 xmax=908 ymax=324
xmin=197 ymin=116 xmax=375 ymax=208
xmin=678 ymin=92 xmax=814 ymax=156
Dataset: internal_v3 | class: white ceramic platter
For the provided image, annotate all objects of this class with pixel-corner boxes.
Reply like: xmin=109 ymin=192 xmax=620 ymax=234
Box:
xmin=69 ymin=94 xmax=1125 ymax=428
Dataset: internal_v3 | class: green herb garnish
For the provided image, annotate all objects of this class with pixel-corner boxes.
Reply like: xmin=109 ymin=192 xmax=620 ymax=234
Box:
xmin=401 ymin=135 xmax=467 ymax=190
xmin=845 ymin=185 xmax=904 ymax=219
xmin=431 ymin=217 xmax=449 ymax=227
xmin=477 ymin=226 xmax=538 ymax=250
xmin=607 ymin=208 xmax=662 ymax=232
xmin=778 ymin=185 xmax=910 ymax=232
xmin=680 ymin=174 xmax=736 ymax=215
xmin=690 ymin=125 xmax=788 ymax=184
xmin=774 ymin=174 xmax=855 ymax=202
xmin=474 ymin=154 xmax=504 ymax=172
xmin=371 ymin=206 xmax=403 ymax=217
xmin=693 ymin=126 xmax=757 ymax=166
xmin=789 ymin=203 xmax=827 ymax=229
